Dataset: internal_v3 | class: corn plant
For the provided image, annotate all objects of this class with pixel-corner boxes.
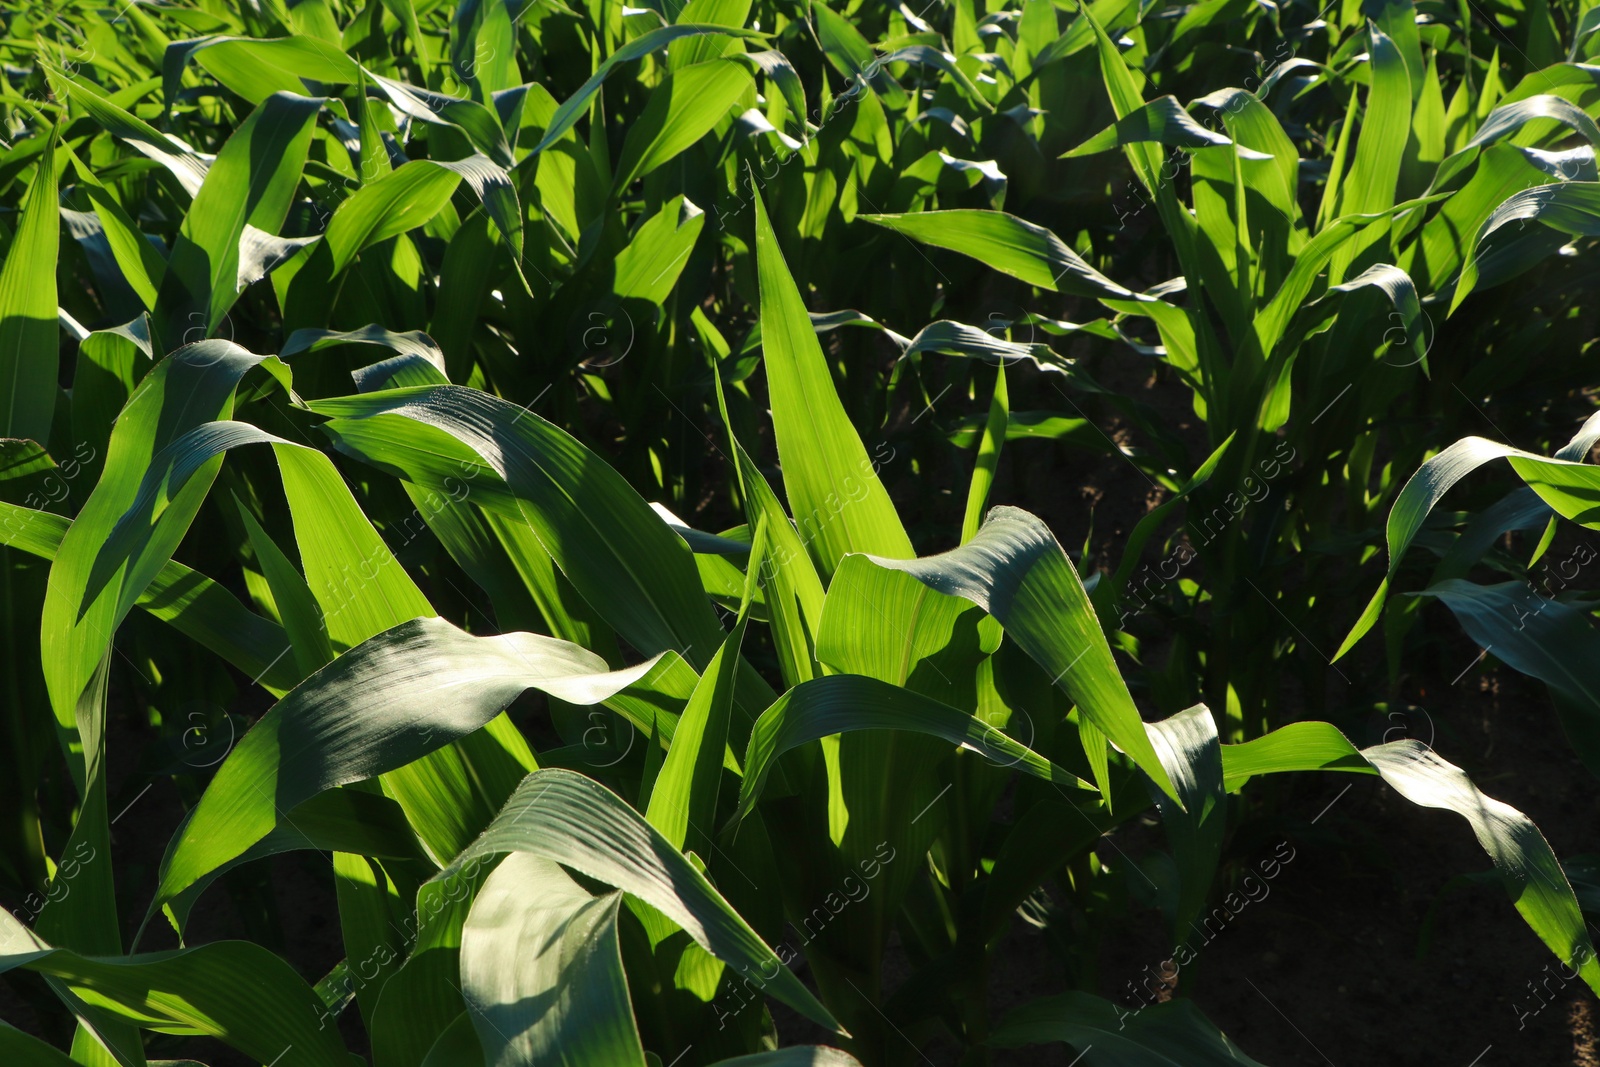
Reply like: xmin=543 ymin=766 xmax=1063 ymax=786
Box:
xmin=853 ymin=0 xmax=1600 ymax=739
xmin=0 ymin=0 xmax=1597 ymax=1064
xmin=1338 ymin=411 xmax=1600 ymax=772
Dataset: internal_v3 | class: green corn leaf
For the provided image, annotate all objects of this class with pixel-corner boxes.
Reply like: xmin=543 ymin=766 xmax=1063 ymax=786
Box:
xmin=162 ymin=787 xmax=426 ymax=934
xmin=426 ymin=768 xmax=844 ymax=1033
xmin=645 ymin=611 xmax=749 ymax=853
xmin=237 ymin=501 xmax=334 ymax=681
xmin=163 ymin=34 xmax=360 ymax=107
xmin=860 ymin=506 xmax=1178 ymax=801
xmin=42 ymin=342 xmax=271 ymax=774
xmin=152 ymin=614 xmax=665 ymax=912
xmin=279 ymin=156 xmax=522 ymax=329
xmin=753 ymin=187 xmax=911 ymax=575
xmin=282 ymin=325 xmax=447 ymax=372
xmin=311 ymin=385 xmax=732 ymax=671
xmin=0 ymin=501 xmax=299 ymax=694
xmin=1254 ymin=193 xmax=1449 ymax=359
xmin=0 ymin=914 xmax=355 ymax=1067
xmin=84 ymin=421 xmax=432 ymax=655
xmin=1063 ymin=95 xmax=1249 ymax=158
xmin=711 ymin=1052 xmax=863 ymax=1066
xmin=736 ymin=50 xmax=808 ymax=143
xmin=157 ymin=91 xmax=324 ymax=339
xmin=1416 ymin=579 xmax=1600 ymax=772
xmin=1216 ymin=725 xmax=1599 ymax=992
xmin=0 ymin=1021 xmax=78 ymax=1066
xmin=1452 ymin=181 xmax=1600 ymax=310
xmin=1432 ymin=95 xmax=1600 ymax=191
xmin=530 ymin=25 xmax=763 ymax=157
xmin=359 ymin=75 xmax=512 ymax=167
xmin=713 ymin=368 xmax=825 ymax=688
xmin=1336 ymin=425 xmax=1600 ymax=658
xmin=962 ymin=365 xmax=1007 ymax=543
xmin=1146 ymin=705 xmax=1225 ymax=950
xmin=0 ymin=127 xmax=60 ymax=446
xmin=732 ymin=673 xmax=1091 ymax=823
xmin=449 ymin=0 xmax=519 ymax=98
xmin=900 ymin=320 xmax=1066 ymax=371
xmin=613 ymin=194 xmax=706 ymax=305
xmin=1218 ymin=720 xmax=1374 ymax=789
xmin=613 ymin=58 xmax=753 ymax=190
xmin=860 ymin=209 xmax=1142 ymax=301
xmin=60 ymin=74 xmax=209 ymax=197
xmin=1190 ymin=90 xmax=1302 ymax=240
xmin=420 ymin=1014 xmax=482 ymax=1067
xmin=459 ymin=854 xmax=644 ymax=1067
xmin=1342 ymin=24 xmax=1412 ymax=219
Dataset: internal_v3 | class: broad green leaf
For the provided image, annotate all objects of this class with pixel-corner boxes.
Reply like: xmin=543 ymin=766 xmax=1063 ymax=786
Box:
xmin=1342 ymin=24 xmax=1411 ymax=219
xmin=157 ymin=91 xmax=323 ymax=338
xmin=530 ymin=25 xmax=763 ymax=156
xmin=962 ymin=365 xmax=1007 ymax=543
xmin=714 ymin=368 xmax=825 ymax=688
xmin=0 ymin=500 xmax=298 ymax=693
xmin=1453 ymin=181 xmax=1600 ymax=309
xmin=1254 ymin=193 xmax=1449 ymax=358
xmin=279 ymin=157 xmax=523 ymax=327
xmin=1336 ymin=430 xmax=1600 ymax=657
xmin=0 ymin=127 xmax=59 ymax=446
xmin=899 ymin=321 xmax=1066 ymax=371
xmin=153 ymin=615 xmax=664 ymax=911
xmin=754 ymin=187 xmax=911 ymax=575
xmin=460 ymin=854 xmax=644 ymax=1067
xmin=613 ymin=194 xmax=706 ymax=305
xmin=1418 ymin=579 xmax=1600 ymax=772
xmin=712 ymin=1052 xmax=863 ymax=1066
xmin=860 ymin=210 xmax=1142 ymax=301
xmin=238 ymin=503 xmax=334 ymax=681
xmin=1146 ymin=705 xmax=1224 ymax=949
xmin=1432 ymin=95 xmax=1600 ymax=190
xmin=0 ymin=915 xmax=353 ymax=1067
xmin=1218 ymin=720 xmax=1373 ymax=790
xmin=61 ymin=74 xmax=209 ymax=197
xmin=42 ymin=342 xmax=270 ymax=771
xmin=1215 ymin=726 xmax=1599 ymax=992
xmin=1064 ymin=96 xmax=1244 ymax=158
xmin=427 ymin=768 xmax=844 ymax=1033
xmin=614 ymin=58 xmax=752 ymax=190
xmin=366 ymin=75 xmax=513 ymax=166
xmin=646 ymin=615 xmax=749 ymax=854
xmin=163 ymin=35 xmax=360 ymax=107
xmin=420 ymin=1014 xmax=482 ymax=1067
xmin=732 ymin=673 xmax=1091 ymax=822
xmin=282 ymin=325 xmax=447 ymax=374
xmin=450 ymin=0 xmax=519 ymax=98
xmin=311 ymin=385 xmax=733 ymax=675
xmin=1362 ymin=740 xmax=1599 ymax=993
xmin=861 ymin=507 xmax=1178 ymax=800
xmin=0 ymin=1021 xmax=78 ymax=1066
xmin=163 ymin=788 xmax=425 ymax=933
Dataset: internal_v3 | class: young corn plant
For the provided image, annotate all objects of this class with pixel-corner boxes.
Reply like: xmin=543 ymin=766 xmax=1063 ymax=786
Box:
xmin=1338 ymin=412 xmax=1600 ymax=773
xmin=856 ymin=0 xmax=1600 ymax=740
xmin=2 ymin=147 xmax=1597 ymax=1062
xmin=0 ymin=0 xmax=1597 ymax=1064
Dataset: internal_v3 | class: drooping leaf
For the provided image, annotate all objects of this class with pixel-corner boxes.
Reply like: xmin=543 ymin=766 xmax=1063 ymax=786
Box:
xmin=426 ymin=768 xmax=844 ymax=1033
xmin=459 ymin=854 xmax=645 ymax=1067
xmin=153 ymin=615 xmax=664 ymax=912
